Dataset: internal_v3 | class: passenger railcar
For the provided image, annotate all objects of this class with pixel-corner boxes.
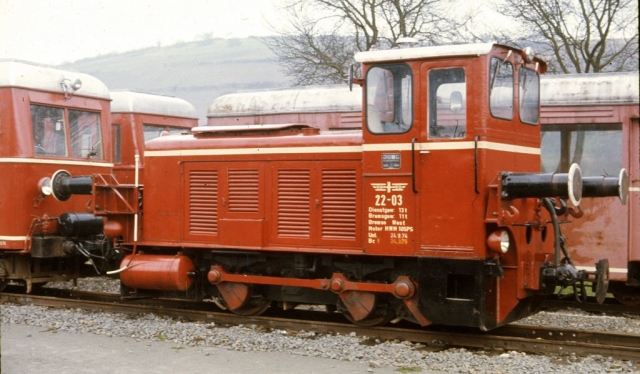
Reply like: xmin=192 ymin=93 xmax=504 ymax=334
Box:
xmin=540 ymin=72 xmax=639 ymax=305
xmin=207 ymin=85 xmax=362 ymax=130
xmin=54 ymin=43 xmax=622 ymax=330
xmin=110 ymin=90 xmax=198 ymax=184
xmin=0 ymin=60 xmax=115 ymax=291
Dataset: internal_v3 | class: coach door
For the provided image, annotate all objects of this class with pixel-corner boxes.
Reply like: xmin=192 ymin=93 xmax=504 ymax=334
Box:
xmin=362 ymin=63 xmax=420 ymax=255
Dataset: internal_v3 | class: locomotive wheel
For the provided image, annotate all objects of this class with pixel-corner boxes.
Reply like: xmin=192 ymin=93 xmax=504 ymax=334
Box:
xmin=342 ymin=308 xmax=395 ymax=327
xmin=0 ymin=279 xmax=7 ymax=292
xmin=229 ymin=297 xmax=271 ymax=316
xmin=339 ymin=294 xmax=395 ymax=327
xmin=613 ymin=293 xmax=640 ymax=307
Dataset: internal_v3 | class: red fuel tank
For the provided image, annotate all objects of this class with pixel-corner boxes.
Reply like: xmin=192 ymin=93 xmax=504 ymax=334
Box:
xmin=120 ymin=254 xmax=195 ymax=291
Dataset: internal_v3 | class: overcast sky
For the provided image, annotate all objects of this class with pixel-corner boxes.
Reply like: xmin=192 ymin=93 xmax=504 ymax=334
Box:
xmin=0 ymin=0 xmax=284 ymax=65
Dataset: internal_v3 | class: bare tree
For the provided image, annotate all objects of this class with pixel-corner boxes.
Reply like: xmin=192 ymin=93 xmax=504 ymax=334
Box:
xmin=266 ymin=0 xmax=465 ymax=85
xmin=493 ymin=0 xmax=639 ymax=73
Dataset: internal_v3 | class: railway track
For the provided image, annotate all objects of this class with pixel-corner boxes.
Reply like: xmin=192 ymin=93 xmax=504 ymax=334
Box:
xmin=542 ymin=298 xmax=640 ymax=315
xmin=2 ymin=287 xmax=639 ymax=361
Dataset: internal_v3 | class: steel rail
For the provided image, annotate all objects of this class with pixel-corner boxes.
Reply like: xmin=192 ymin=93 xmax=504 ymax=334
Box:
xmin=2 ymin=290 xmax=639 ymax=361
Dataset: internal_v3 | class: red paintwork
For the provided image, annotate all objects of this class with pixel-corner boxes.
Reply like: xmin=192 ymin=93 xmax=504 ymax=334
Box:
xmin=0 ymin=82 xmax=112 ymax=253
xmin=110 ymin=91 xmax=198 ymax=184
xmin=105 ymin=43 xmax=562 ymax=329
xmin=540 ymin=74 xmax=639 ymax=290
xmin=111 ymin=113 xmax=197 ymax=184
xmin=208 ymin=72 xmax=640 ymax=301
xmin=120 ymin=253 xmax=195 ymax=291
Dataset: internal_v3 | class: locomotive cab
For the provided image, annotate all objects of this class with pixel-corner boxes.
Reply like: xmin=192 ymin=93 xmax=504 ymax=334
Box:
xmin=354 ymin=43 xmax=607 ymax=328
xmin=357 ymin=44 xmax=547 ymax=256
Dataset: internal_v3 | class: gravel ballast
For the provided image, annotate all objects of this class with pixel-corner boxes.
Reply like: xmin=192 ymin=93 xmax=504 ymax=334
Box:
xmin=2 ymin=278 xmax=639 ymax=373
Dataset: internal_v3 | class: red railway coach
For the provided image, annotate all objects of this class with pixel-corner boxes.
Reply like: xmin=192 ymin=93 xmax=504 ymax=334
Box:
xmin=0 ymin=60 xmax=116 ymax=291
xmin=110 ymin=90 xmax=198 ymax=184
xmin=540 ymin=72 xmax=640 ymax=305
xmin=207 ymin=85 xmax=362 ymax=130
xmin=56 ymin=43 xmax=623 ymax=330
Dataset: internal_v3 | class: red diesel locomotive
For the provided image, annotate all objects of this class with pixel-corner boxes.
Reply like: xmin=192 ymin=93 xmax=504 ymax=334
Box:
xmin=209 ymin=73 xmax=638 ymax=306
xmin=49 ymin=43 xmax=624 ymax=330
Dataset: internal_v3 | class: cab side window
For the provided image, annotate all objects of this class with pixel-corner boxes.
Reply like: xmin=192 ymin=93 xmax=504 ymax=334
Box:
xmin=366 ymin=65 xmax=413 ymax=134
xmin=428 ymin=68 xmax=466 ymax=139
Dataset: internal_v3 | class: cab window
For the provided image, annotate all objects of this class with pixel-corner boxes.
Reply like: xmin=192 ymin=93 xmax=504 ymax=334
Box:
xmin=70 ymin=110 xmax=103 ymax=159
xmin=31 ymin=105 xmax=103 ymax=159
xmin=31 ymin=105 xmax=67 ymax=157
xmin=366 ymin=64 xmax=413 ymax=134
xmin=489 ymin=57 xmax=514 ymax=120
xmin=428 ymin=68 xmax=466 ymax=139
xmin=519 ymin=67 xmax=540 ymax=124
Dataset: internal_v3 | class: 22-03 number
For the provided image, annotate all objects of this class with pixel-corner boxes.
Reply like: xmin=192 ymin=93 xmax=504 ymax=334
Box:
xmin=375 ymin=194 xmax=403 ymax=206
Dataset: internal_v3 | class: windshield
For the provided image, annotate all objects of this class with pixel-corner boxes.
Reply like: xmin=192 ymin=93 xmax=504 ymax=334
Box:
xmin=519 ymin=67 xmax=540 ymax=124
xmin=489 ymin=57 xmax=514 ymax=120
xmin=31 ymin=105 xmax=103 ymax=159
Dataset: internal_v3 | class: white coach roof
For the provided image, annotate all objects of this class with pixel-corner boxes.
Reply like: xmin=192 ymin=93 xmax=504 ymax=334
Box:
xmin=111 ymin=89 xmax=198 ymax=118
xmin=0 ymin=59 xmax=110 ymax=99
xmin=541 ymin=72 xmax=639 ymax=106
xmin=207 ymin=85 xmax=362 ymax=118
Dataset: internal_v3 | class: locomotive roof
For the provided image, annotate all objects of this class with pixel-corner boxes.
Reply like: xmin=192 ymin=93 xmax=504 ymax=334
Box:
xmin=110 ymin=89 xmax=198 ymax=118
xmin=207 ymin=85 xmax=362 ymax=118
xmin=541 ymin=72 xmax=639 ymax=106
xmin=0 ymin=59 xmax=110 ymax=99
xmin=354 ymin=42 xmax=494 ymax=63
xmin=354 ymin=43 xmax=547 ymax=70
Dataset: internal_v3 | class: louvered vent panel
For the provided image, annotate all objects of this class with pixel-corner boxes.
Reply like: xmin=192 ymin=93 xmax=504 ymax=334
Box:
xmin=189 ymin=170 xmax=218 ymax=235
xmin=228 ymin=169 xmax=260 ymax=213
xmin=322 ymin=169 xmax=357 ymax=239
xmin=277 ymin=169 xmax=310 ymax=237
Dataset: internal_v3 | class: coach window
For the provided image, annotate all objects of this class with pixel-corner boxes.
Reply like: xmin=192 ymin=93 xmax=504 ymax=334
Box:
xmin=366 ymin=64 xmax=413 ymax=134
xmin=70 ymin=110 xmax=102 ymax=159
xmin=31 ymin=105 xmax=67 ymax=157
xmin=489 ymin=57 xmax=514 ymax=120
xmin=428 ymin=68 xmax=466 ymax=139
xmin=143 ymin=124 xmax=185 ymax=141
xmin=112 ymin=124 xmax=122 ymax=163
xmin=541 ymin=124 xmax=622 ymax=175
xmin=519 ymin=67 xmax=540 ymax=124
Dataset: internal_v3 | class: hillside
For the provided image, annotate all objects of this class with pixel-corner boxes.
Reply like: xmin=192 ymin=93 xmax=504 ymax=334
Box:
xmin=61 ymin=37 xmax=292 ymax=124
